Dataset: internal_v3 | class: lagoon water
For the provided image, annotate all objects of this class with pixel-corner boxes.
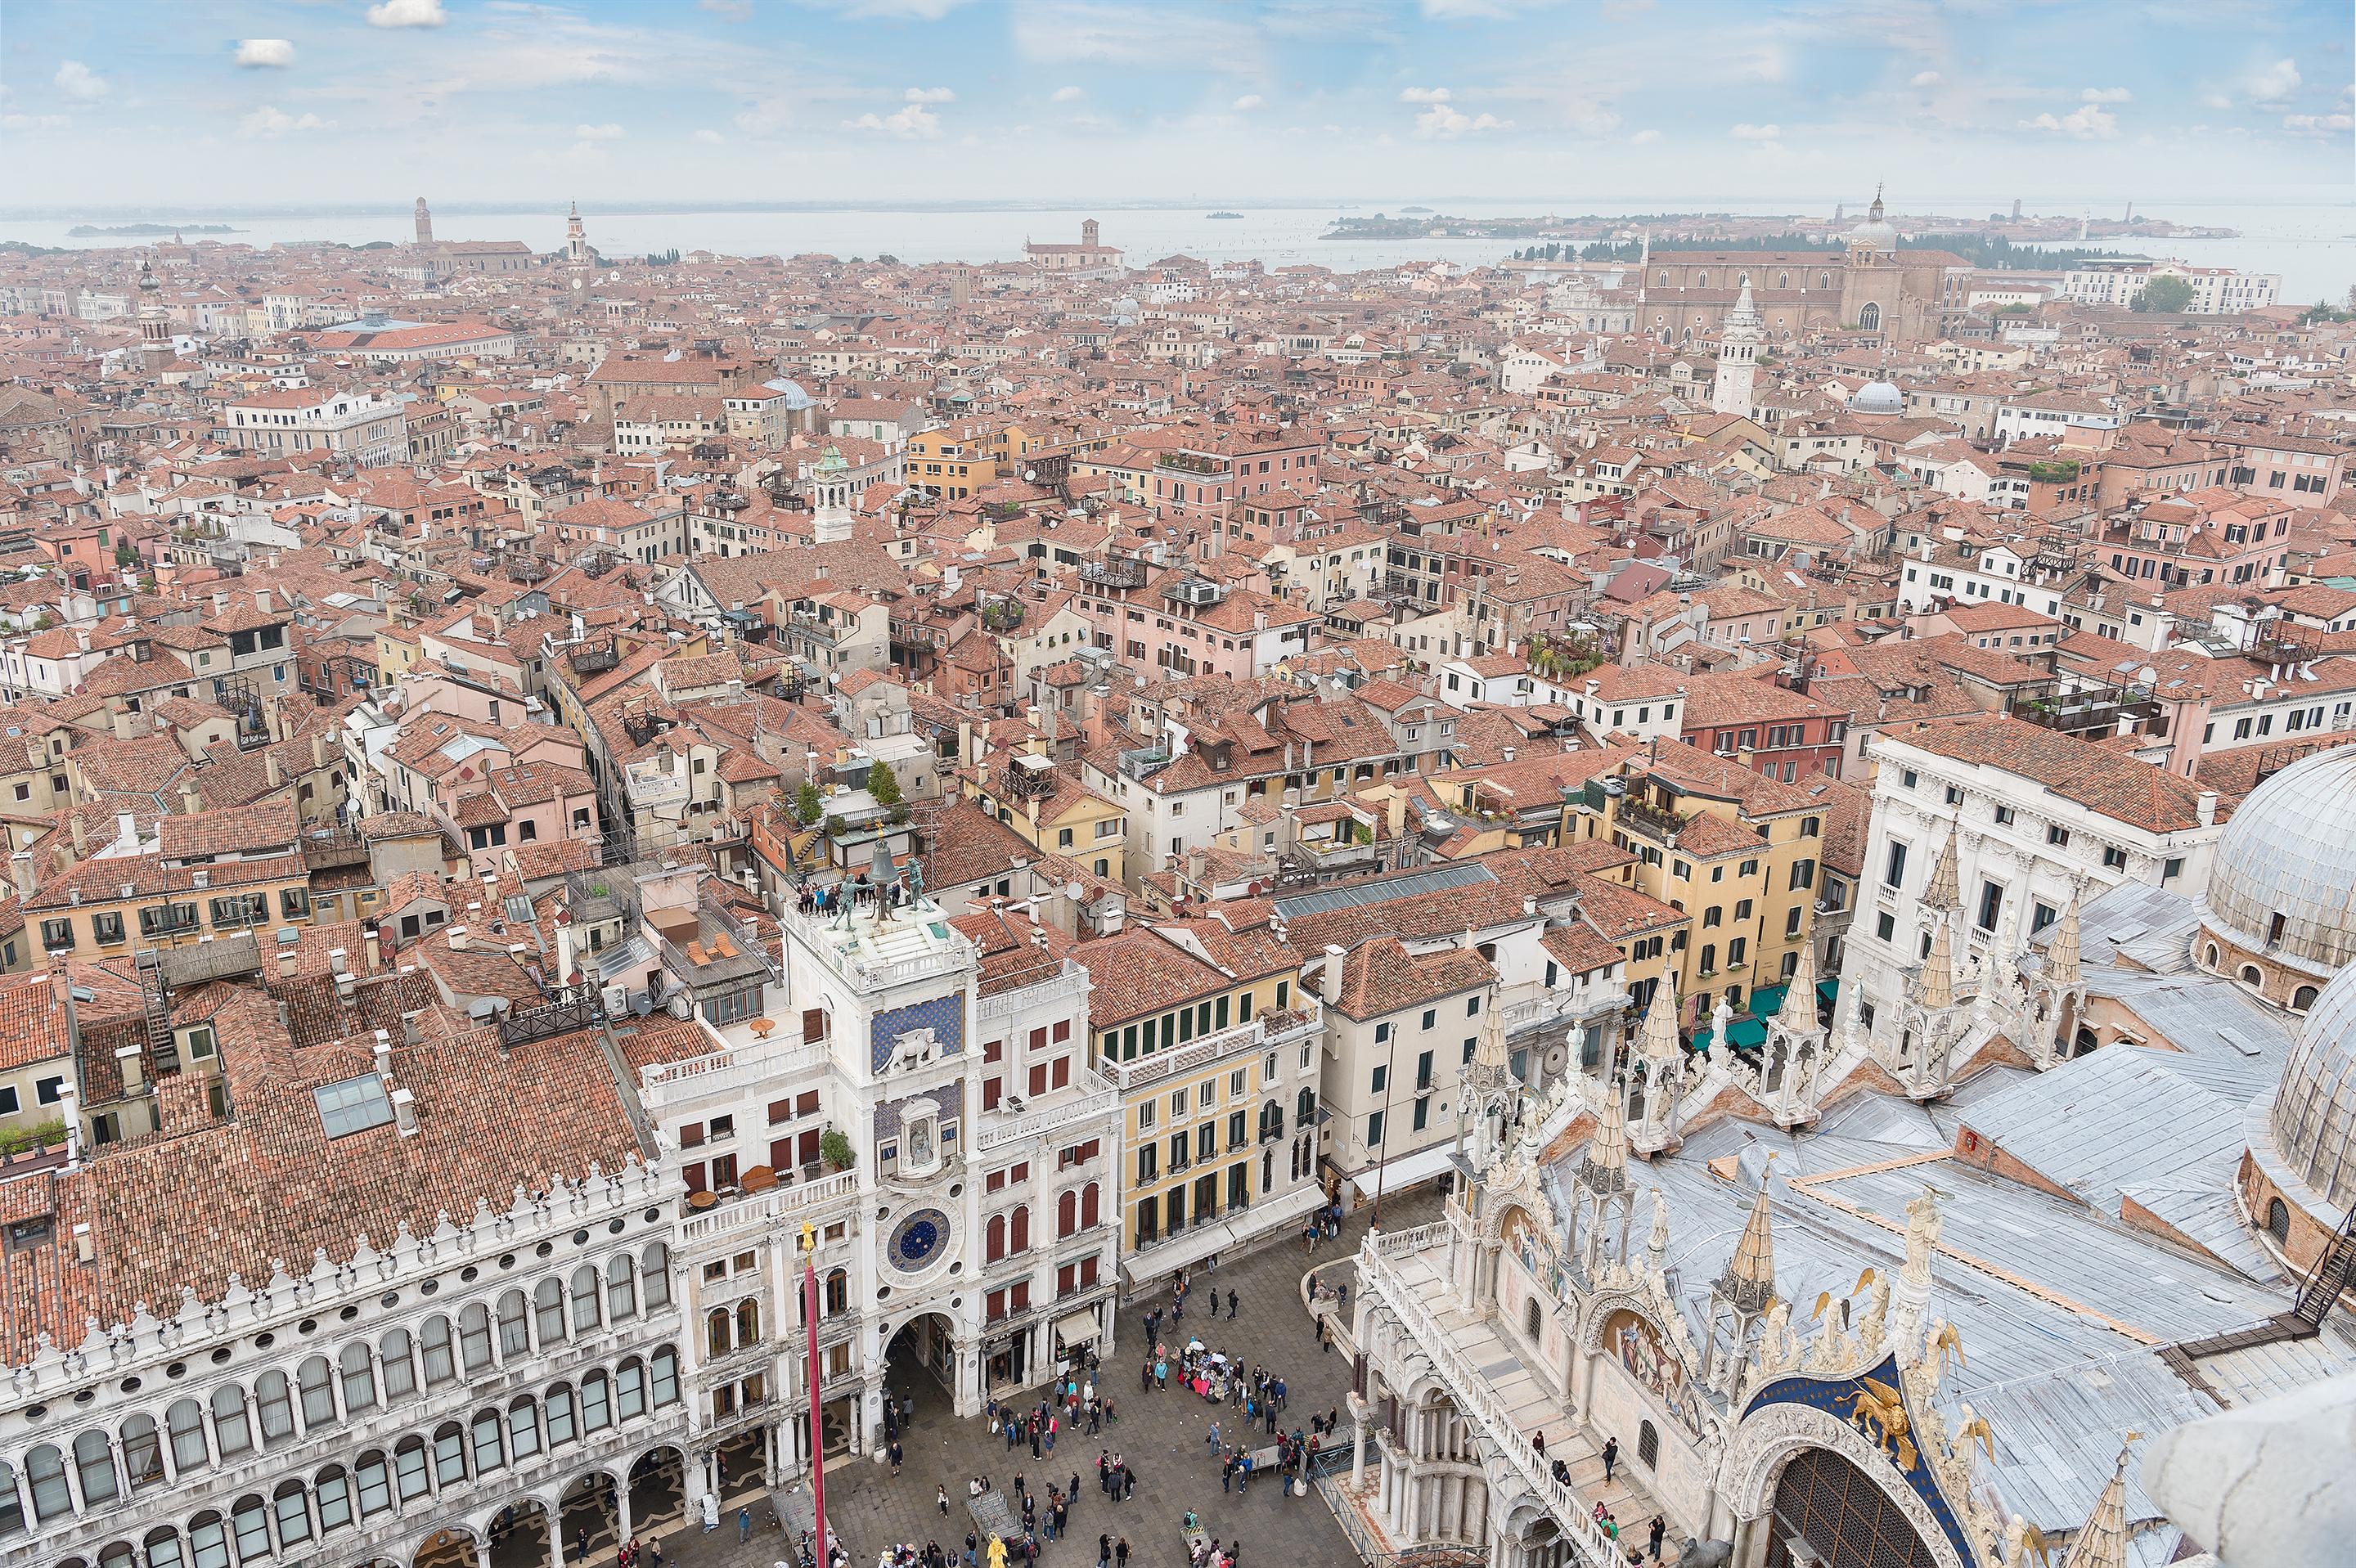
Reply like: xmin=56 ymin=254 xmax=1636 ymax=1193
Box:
xmin=5 ymin=195 xmax=2351 ymax=303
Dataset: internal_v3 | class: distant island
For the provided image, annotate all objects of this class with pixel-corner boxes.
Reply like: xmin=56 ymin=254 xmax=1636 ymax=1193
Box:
xmin=1329 ymin=209 xmax=2238 ymax=246
xmin=1207 ymin=212 xmax=1243 ymax=220
xmin=69 ymin=222 xmax=241 ymax=237
xmin=1401 ymin=205 xmax=1434 ymax=213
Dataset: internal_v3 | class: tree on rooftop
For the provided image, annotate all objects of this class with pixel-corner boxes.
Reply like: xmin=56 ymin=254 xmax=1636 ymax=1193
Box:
xmin=793 ymin=780 xmax=825 ymax=825
xmin=2132 ymin=276 xmax=2195 ymax=314
xmin=866 ymin=759 xmax=903 ymax=809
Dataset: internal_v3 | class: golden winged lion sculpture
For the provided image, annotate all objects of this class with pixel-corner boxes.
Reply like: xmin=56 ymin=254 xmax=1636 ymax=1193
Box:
xmin=1838 ymin=1376 xmax=1918 ymax=1470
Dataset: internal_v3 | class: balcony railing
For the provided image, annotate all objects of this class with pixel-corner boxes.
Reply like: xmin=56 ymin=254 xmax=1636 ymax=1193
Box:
xmin=1100 ymin=1004 xmax=1322 ymax=1092
xmin=976 ymin=1072 xmax=1121 ymax=1153
xmin=1357 ymin=1229 xmax=1621 ymax=1567
xmin=677 ymin=1167 xmax=860 ymax=1245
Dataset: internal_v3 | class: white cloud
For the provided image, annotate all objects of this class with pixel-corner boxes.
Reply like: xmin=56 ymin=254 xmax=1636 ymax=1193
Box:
xmin=574 ymin=122 xmax=626 ymax=139
xmin=694 ymin=128 xmax=727 ymax=143
xmin=2019 ymin=103 xmax=2116 ymax=138
xmin=1400 ymin=87 xmax=1451 ymax=103
xmin=699 ymin=0 xmax=753 ymax=17
xmin=53 ymin=61 xmax=107 ymax=102
xmin=1051 ymin=84 xmax=1085 ymax=101
xmin=2283 ymin=112 xmax=2352 ymax=137
xmin=2 ymin=112 xmax=70 ymax=131
xmin=843 ymin=99 xmax=942 ymax=137
xmin=240 ymin=105 xmax=331 ymax=137
xmin=806 ymin=0 xmax=973 ymax=16
xmin=1412 ymin=96 xmax=1508 ymax=137
xmin=903 ymin=86 xmax=955 ymax=103
xmin=236 ymin=38 xmax=296 ymax=69
xmin=1628 ymin=128 xmax=1659 ymax=144
xmin=1232 ymin=93 xmax=1263 ymax=110
xmin=366 ymin=0 xmax=447 ymax=26
xmin=1909 ymin=70 xmax=1940 ymax=88
xmin=1013 ymin=2 xmax=1261 ymax=67
xmin=2080 ymin=86 xmax=2132 ymax=103
xmin=2201 ymin=92 xmax=2233 ymax=109
xmin=2247 ymin=57 xmax=2299 ymax=106
xmin=1729 ymin=121 xmax=1781 ymax=140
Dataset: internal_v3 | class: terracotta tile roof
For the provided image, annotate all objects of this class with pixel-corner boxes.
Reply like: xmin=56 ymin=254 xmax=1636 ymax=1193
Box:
xmin=1886 ymin=716 xmax=2212 ymax=833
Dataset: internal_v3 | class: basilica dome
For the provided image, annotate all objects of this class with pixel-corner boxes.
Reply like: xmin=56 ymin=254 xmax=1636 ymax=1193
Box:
xmin=1846 ymin=188 xmax=1898 ymax=253
xmin=2269 ymin=962 xmax=2356 ymax=1211
xmin=1850 ymin=380 xmax=1904 ymax=416
xmin=2203 ymin=744 xmax=2356 ymax=973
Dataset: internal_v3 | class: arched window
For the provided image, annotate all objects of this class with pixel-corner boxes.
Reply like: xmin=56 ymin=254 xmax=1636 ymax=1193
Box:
xmin=1638 ymin=1419 xmax=1660 ymax=1468
xmin=229 ymin=1495 xmax=270 ymax=1563
xmin=188 ymin=1513 xmax=229 ymax=1568
xmin=394 ymin=1435 xmax=433 ymax=1500
xmin=2204 ymin=942 xmax=2220 ymax=968
xmin=272 ymin=1477 xmax=312 ymax=1545
xmin=1819 ymin=272 xmax=1832 ymax=290
xmin=2295 ymin=985 xmax=2320 ymax=1010
xmin=254 ymin=1370 xmax=295 ymax=1445
xmin=210 ymin=1385 xmax=252 ymax=1456
xmin=457 ymin=1303 xmax=493 ymax=1372
xmin=1859 ymin=301 xmax=1882 ymax=331
xmin=1657 ymin=271 xmax=1669 ymax=287
xmin=496 ymin=1289 xmax=530 ymax=1356
xmin=2268 ymin=1197 xmax=2291 ymax=1242
xmin=1010 ymin=1206 xmax=1030 ymax=1254
xmin=535 ymin=1278 xmax=566 ymax=1344
xmin=338 ymin=1342 xmax=375 ymax=1413
xmin=986 ymin=1214 xmax=1006 ymax=1263
xmin=101 ymin=1544 xmax=135 ymax=1568
xmin=2239 ymin=964 xmax=2264 ymax=989
xmin=653 ymin=1345 xmax=681 ymax=1405
xmin=1778 ymin=272 xmax=1788 ymax=290
xmin=707 ymin=1306 xmax=732 ymax=1358
xmin=430 ymin=1421 xmax=466 ymax=1485
xmin=581 ymin=1372 xmax=614 ymax=1432
xmin=606 ymin=1255 xmax=639 ymax=1322
xmin=145 ymin=1527 xmax=186 ymax=1568
xmin=25 ymin=1444 xmax=70 ymax=1521
xmin=1058 ymin=1189 xmax=1078 ymax=1238
xmin=507 ymin=1395 xmax=542 ymax=1461
xmin=1523 ymin=1298 xmax=1542 ymax=1339
xmin=1081 ymin=1183 xmax=1100 ymax=1229
xmin=0 ymin=1459 xmax=20 ymax=1537
xmin=571 ymin=1265 xmax=603 ymax=1328
xmin=1296 ymin=1086 xmax=1315 ymax=1124
xmin=296 ymin=1355 xmax=336 ymax=1429
xmin=736 ymin=1298 xmax=760 ymax=1346
xmin=167 ymin=1399 xmax=208 ymax=1473
xmin=546 ymin=1384 xmax=578 ymax=1445
xmin=419 ymin=1314 xmax=456 ymax=1385
xmin=121 ymin=1413 xmax=164 ymax=1490
xmin=312 ymin=1466 xmax=352 ymax=1533
xmin=1696 ymin=272 xmax=1709 ymax=288
xmin=74 ymin=1427 xmax=121 ymax=1505
xmin=825 ymin=1268 xmax=849 ymax=1315
xmin=355 ymin=1449 xmax=393 ymax=1514
xmin=1738 ymin=272 xmax=1749 ymax=287
xmin=641 ymin=1242 xmax=672 ymax=1309
xmin=380 ymin=1328 xmax=416 ymax=1400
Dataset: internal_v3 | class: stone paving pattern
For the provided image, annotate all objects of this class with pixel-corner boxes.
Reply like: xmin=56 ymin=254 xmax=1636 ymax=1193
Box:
xmin=659 ymin=1191 xmax=1444 ymax=1568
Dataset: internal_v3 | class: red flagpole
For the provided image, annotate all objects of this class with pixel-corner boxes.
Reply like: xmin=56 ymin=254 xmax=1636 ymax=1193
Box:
xmin=801 ymin=1223 xmax=830 ymax=1568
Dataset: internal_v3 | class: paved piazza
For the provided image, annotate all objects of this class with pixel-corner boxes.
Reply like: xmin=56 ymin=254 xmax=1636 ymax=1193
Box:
xmin=653 ymin=1190 xmax=1444 ymax=1568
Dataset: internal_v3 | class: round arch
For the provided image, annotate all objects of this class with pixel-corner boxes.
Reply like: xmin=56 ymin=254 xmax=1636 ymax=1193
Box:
xmin=411 ymin=1525 xmax=479 ymax=1568
xmin=1722 ymin=1404 xmax=1967 ymax=1568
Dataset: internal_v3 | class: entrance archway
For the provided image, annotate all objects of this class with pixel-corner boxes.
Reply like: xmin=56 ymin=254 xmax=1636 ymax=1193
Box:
xmin=556 ymin=1474 xmax=618 ymax=1561
xmin=884 ymin=1312 xmax=957 ymax=1431
xmin=486 ymin=1498 xmax=553 ymax=1568
xmin=414 ymin=1528 xmax=476 ymax=1568
xmin=1765 ymin=1446 xmax=1938 ymax=1568
xmin=627 ymin=1448 xmax=685 ymax=1534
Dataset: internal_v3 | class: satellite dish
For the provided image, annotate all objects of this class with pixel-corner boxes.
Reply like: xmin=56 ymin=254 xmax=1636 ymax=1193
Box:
xmin=1023 ymin=469 xmax=1036 ymax=483
xmin=1067 ymin=881 xmax=1084 ymax=901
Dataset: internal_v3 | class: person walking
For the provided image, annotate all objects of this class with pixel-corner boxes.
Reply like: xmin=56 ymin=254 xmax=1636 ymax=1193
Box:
xmin=1226 ymin=1289 xmax=1239 ymax=1320
xmin=890 ymin=1439 xmax=905 ymax=1476
xmin=738 ymin=1508 xmax=753 ymax=1544
xmin=576 ymin=1529 xmax=591 ymax=1564
xmin=938 ymin=1485 xmax=951 ymax=1516
xmin=1601 ymin=1435 xmax=1619 ymax=1484
xmin=1115 ymin=1538 xmax=1130 ymax=1568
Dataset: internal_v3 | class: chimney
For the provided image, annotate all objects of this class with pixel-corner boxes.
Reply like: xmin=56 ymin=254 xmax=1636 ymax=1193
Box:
xmin=2196 ymin=790 xmax=2217 ymax=828
xmin=310 ymin=732 xmax=327 ymax=771
xmin=211 ymin=591 xmax=227 ymax=617
xmin=70 ymin=814 xmax=88 ymax=856
xmin=392 ymin=1086 xmax=418 ymax=1135
xmin=555 ymin=910 xmax=577 ymax=986
xmin=253 ymin=588 xmax=272 ymax=615
xmin=1319 ymin=943 xmax=1346 ymax=1006
xmin=264 ymin=753 xmax=283 ymax=790
xmin=277 ymin=942 xmax=299 ymax=978
xmin=181 ymin=782 xmax=201 ymax=815
xmin=115 ymin=811 xmax=137 ymax=848
xmin=363 ymin=923 xmax=380 ymax=972
xmin=8 ymin=852 xmax=31 ymax=900
xmin=373 ymin=1028 xmax=393 ymax=1085
xmin=447 ymin=925 xmax=469 ymax=951
xmin=117 ymin=1043 xmax=145 ymax=1092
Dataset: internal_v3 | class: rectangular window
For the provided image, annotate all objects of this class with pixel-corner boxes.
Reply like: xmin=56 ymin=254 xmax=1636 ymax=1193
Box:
xmin=1366 ymin=1109 xmax=1385 ymax=1148
xmin=1884 ymin=840 xmax=1909 ymax=888
xmin=1976 ymin=880 xmax=2003 ymax=932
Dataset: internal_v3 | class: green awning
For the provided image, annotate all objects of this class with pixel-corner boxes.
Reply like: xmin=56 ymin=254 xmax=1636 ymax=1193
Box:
xmin=1817 ymin=977 xmax=1838 ymax=1001
xmin=1748 ymin=982 xmax=1788 ymax=1020
xmin=1726 ymin=1018 xmax=1767 ymax=1050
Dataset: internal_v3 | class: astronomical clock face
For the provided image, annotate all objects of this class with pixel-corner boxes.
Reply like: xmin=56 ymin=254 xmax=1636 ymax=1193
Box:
xmin=887 ymin=1207 xmax=951 ymax=1274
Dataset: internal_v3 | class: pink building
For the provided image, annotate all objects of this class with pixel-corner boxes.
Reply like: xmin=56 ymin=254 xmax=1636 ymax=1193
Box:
xmin=1072 ymin=561 xmax=1320 ymax=679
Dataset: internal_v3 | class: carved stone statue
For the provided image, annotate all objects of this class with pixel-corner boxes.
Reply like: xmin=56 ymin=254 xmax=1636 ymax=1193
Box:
xmin=1903 ymin=1186 xmax=1943 ymax=1286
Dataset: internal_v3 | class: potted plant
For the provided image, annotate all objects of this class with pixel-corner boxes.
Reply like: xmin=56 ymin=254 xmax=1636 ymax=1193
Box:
xmin=819 ymin=1128 xmax=855 ymax=1173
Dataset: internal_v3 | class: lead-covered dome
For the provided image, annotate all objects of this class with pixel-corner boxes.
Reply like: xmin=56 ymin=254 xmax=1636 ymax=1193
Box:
xmin=2271 ymin=963 xmax=2356 ymax=1211
xmin=2205 ymin=744 xmax=2356 ymax=971
xmin=1850 ymin=380 xmax=1903 ymax=415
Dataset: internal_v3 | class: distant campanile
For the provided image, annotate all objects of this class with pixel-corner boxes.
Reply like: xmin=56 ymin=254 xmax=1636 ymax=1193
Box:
xmin=414 ymin=197 xmax=434 ymax=246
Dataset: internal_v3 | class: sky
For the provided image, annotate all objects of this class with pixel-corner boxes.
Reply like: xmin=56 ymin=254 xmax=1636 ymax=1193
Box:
xmin=2 ymin=0 xmax=2351 ymax=212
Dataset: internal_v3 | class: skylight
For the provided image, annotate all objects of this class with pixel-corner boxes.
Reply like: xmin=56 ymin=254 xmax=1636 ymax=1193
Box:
xmin=313 ymin=1074 xmax=395 ymax=1138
